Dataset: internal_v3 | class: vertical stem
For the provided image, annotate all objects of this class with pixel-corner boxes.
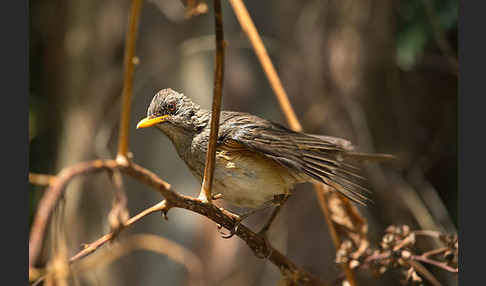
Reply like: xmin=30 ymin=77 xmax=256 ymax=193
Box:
xmin=199 ymin=0 xmax=225 ymax=202
xmin=228 ymin=0 xmax=302 ymax=132
xmin=116 ymin=0 xmax=143 ymax=159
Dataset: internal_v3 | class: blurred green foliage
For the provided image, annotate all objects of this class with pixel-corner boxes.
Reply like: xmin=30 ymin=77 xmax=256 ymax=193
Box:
xmin=396 ymin=0 xmax=457 ymax=70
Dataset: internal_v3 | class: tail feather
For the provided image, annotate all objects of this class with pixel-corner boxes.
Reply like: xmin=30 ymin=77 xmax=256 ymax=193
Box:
xmin=343 ymin=152 xmax=397 ymax=162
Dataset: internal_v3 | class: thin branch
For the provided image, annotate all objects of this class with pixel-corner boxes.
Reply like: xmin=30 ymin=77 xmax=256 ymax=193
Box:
xmin=228 ymin=0 xmax=302 ymax=131
xmin=422 ymin=247 xmax=449 ymax=258
xmin=29 ymin=173 xmax=56 ymax=186
xmin=72 ymin=234 xmax=204 ymax=284
xmin=30 ymin=201 xmax=168 ymax=285
xmin=413 ymin=230 xmax=443 ymax=239
xmin=28 ymin=159 xmax=328 ymax=285
xmin=411 ymin=255 xmax=458 ymax=273
xmin=361 ymin=247 xmax=458 ymax=274
xmin=70 ymin=200 xmax=168 ymax=263
xmin=29 ymin=160 xmax=119 ymax=268
xmin=199 ymin=0 xmax=225 ymax=203
xmin=228 ymin=1 xmax=360 ymax=285
xmin=407 ymin=260 xmax=443 ymax=286
xmin=116 ymin=0 xmax=143 ymax=158
xmin=106 ymin=170 xmax=130 ymax=233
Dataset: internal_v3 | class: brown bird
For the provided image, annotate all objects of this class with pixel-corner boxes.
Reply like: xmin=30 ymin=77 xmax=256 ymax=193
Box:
xmin=136 ymin=88 xmax=393 ymax=232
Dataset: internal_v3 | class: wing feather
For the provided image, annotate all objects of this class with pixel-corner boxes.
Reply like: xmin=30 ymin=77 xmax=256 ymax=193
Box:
xmin=216 ymin=112 xmax=374 ymax=205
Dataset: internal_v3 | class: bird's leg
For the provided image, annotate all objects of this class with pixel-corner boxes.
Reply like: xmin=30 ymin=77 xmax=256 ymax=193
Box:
xmin=219 ymin=194 xmax=290 ymax=242
xmin=219 ymin=198 xmax=279 ymax=239
xmin=258 ymin=194 xmax=289 ymax=235
xmin=248 ymin=194 xmax=289 ymax=259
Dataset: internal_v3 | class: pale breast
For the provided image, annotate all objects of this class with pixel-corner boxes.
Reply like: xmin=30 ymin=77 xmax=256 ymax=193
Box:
xmin=211 ymin=149 xmax=296 ymax=208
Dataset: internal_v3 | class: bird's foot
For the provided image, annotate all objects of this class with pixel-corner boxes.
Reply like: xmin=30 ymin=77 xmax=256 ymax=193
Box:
xmin=218 ymin=213 xmax=246 ymax=239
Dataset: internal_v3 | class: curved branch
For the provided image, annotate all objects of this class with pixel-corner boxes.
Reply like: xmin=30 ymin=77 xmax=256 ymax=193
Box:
xmin=69 ymin=200 xmax=169 ymax=263
xmin=28 ymin=159 xmax=329 ymax=285
xmin=73 ymin=234 xmax=204 ymax=283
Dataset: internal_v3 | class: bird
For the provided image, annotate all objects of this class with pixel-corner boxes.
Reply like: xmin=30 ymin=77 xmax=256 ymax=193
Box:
xmin=136 ymin=88 xmax=393 ymax=233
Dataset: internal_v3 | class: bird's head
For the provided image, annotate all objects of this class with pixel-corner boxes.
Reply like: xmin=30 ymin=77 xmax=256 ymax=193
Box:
xmin=136 ymin=88 xmax=202 ymax=133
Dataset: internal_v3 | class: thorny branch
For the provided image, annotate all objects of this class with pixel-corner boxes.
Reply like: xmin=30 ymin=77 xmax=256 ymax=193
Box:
xmin=199 ymin=0 xmax=225 ymax=203
xmin=28 ymin=159 xmax=328 ymax=285
xmin=228 ymin=0 xmax=362 ymax=285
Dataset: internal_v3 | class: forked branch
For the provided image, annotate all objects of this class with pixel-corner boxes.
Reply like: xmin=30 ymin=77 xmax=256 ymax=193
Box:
xmin=28 ymin=159 xmax=328 ymax=285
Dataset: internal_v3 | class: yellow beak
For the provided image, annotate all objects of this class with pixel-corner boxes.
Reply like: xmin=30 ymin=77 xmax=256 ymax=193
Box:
xmin=136 ymin=115 xmax=169 ymax=129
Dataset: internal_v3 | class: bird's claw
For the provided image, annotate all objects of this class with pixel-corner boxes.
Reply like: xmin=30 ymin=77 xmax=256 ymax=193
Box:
xmin=217 ymin=217 xmax=242 ymax=239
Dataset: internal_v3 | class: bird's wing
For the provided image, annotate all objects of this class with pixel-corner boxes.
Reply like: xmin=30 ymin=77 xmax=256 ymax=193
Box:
xmin=217 ymin=113 xmax=372 ymax=205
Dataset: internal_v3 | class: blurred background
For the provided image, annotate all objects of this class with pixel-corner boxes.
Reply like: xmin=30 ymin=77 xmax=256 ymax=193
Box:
xmin=29 ymin=0 xmax=457 ymax=285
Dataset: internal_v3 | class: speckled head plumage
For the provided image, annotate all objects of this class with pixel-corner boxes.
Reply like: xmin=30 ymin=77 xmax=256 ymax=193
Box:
xmin=137 ymin=88 xmax=204 ymax=132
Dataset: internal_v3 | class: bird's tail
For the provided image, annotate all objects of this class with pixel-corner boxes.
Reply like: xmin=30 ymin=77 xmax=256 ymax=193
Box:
xmin=343 ymin=151 xmax=397 ymax=162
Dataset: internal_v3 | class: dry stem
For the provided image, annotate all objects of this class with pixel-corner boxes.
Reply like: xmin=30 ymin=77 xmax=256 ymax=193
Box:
xmin=228 ymin=0 xmax=302 ymax=131
xmin=116 ymin=0 xmax=143 ymax=158
xmin=73 ymin=234 xmax=204 ymax=283
xmin=70 ymin=200 xmax=168 ymax=262
xmin=199 ymin=0 xmax=225 ymax=203
xmin=29 ymin=173 xmax=57 ymax=186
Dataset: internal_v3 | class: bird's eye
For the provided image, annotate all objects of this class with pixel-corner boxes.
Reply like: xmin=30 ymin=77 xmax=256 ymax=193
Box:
xmin=167 ymin=102 xmax=177 ymax=113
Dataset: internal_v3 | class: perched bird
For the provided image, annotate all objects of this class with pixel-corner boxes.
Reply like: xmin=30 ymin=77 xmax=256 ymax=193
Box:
xmin=136 ymin=88 xmax=393 ymax=212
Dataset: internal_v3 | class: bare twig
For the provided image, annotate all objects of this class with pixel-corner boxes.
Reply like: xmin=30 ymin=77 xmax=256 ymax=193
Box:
xmin=70 ymin=200 xmax=168 ymax=263
xmin=29 ymin=173 xmax=56 ymax=186
xmin=353 ymin=225 xmax=457 ymax=285
xmin=116 ymin=0 xmax=143 ymax=159
xmin=199 ymin=0 xmax=225 ymax=203
xmin=106 ymin=170 xmax=130 ymax=234
xmin=28 ymin=159 xmax=328 ymax=285
xmin=29 ymin=160 xmax=118 ymax=268
xmin=228 ymin=0 xmax=302 ymax=131
xmin=34 ymin=231 xmax=204 ymax=286
xmin=411 ymin=255 xmax=458 ymax=273
xmin=73 ymin=234 xmax=204 ymax=283
xmin=422 ymin=247 xmax=448 ymax=258
xmin=228 ymin=1 xmax=360 ymax=285
xmin=407 ymin=260 xmax=442 ymax=286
